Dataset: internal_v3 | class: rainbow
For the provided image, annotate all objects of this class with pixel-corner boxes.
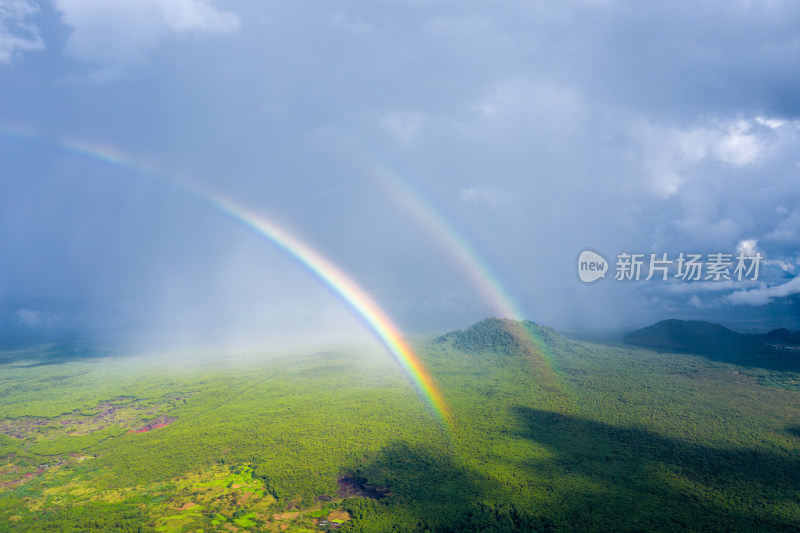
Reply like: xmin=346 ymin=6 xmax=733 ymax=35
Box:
xmin=0 ymin=124 xmax=452 ymax=425
xmin=342 ymin=144 xmax=573 ymax=407
xmin=207 ymin=195 xmax=451 ymax=424
xmin=349 ymin=149 xmax=526 ymax=321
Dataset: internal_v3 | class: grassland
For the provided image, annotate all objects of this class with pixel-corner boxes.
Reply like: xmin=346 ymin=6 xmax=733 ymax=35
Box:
xmin=0 ymin=319 xmax=799 ymax=531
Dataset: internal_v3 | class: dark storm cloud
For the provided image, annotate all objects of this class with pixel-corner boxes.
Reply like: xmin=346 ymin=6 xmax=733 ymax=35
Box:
xmin=0 ymin=0 xmax=798 ymax=339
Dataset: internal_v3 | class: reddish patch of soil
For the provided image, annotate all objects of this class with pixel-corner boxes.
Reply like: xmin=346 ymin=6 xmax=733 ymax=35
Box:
xmin=127 ymin=415 xmax=176 ymax=434
xmin=3 ymin=466 xmax=47 ymax=488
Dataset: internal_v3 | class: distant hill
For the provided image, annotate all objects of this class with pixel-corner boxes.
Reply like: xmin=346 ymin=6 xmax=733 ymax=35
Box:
xmin=624 ymin=319 xmax=768 ymax=355
xmin=437 ymin=317 xmax=799 ymax=371
xmin=762 ymin=328 xmax=800 ymax=345
xmin=435 ymin=317 xmax=570 ymax=355
xmin=0 ymin=297 xmax=90 ymax=348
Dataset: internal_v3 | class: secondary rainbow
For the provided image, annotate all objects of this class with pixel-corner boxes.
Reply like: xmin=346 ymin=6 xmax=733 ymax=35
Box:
xmin=343 ymin=143 xmax=573 ymax=404
xmin=343 ymin=142 xmax=526 ymax=321
xmin=0 ymin=125 xmax=452 ymax=426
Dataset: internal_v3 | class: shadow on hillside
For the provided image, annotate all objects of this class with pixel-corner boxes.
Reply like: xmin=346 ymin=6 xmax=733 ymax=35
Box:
xmin=621 ymin=338 xmax=800 ymax=371
xmin=343 ymin=442 xmax=551 ymax=532
xmin=511 ymin=406 xmax=800 ymax=532
xmin=660 ymin=347 xmax=800 ymax=371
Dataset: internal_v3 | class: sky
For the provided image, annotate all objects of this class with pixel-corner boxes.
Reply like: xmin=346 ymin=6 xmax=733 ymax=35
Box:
xmin=1 ymin=0 xmax=799 ymax=348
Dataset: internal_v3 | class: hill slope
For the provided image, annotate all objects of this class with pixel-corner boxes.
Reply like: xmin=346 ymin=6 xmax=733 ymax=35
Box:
xmin=435 ymin=317 xmax=570 ymax=356
xmin=762 ymin=328 xmax=800 ymax=345
xmin=624 ymin=319 xmax=767 ymax=355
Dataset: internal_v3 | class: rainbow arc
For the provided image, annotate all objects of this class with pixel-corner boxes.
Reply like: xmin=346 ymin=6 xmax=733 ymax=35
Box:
xmin=0 ymin=125 xmax=452 ymax=426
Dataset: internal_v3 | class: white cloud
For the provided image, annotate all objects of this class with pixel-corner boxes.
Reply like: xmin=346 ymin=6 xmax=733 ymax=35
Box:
xmin=647 ymin=168 xmax=684 ymax=198
xmin=755 ymin=116 xmax=786 ymax=129
xmin=0 ymin=0 xmax=44 ymax=64
xmin=714 ymin=120 xmax=762 ymax=166
xmin=640 ymin=118 xmax=765 ymax=198
xmin=54 ymin=0 xmax=239 ymax=65
xmin=15 ymin=308 xmax=65 ymax=328
xmin=735 ymin=238 xmax=759 ymax=256
xmin=767 ymin=258 xmax=796 ymax=273
xmin=728 ymin=275 xmax=800 ymax=305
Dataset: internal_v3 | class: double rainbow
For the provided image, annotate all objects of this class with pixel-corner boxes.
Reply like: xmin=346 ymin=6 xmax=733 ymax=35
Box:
xmin=344 ymin=144 xmax=573 ymax=407
xmin=349 ymin=149 xmax=526 ymax=321
xmin=0 ymin=125 xmax=451 ymax=425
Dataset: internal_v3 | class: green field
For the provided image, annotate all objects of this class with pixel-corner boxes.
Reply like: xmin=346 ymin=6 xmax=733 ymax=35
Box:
xmin=1 ymin=319 xmax=799 ymax=531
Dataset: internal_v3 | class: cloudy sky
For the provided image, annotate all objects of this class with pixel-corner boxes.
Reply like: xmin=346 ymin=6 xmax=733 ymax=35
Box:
xmin=1 ymin=0 xmax=799 ymax=346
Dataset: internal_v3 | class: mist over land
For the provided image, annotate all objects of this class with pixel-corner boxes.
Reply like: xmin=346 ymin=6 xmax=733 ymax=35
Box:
xmin=1 ymin=317 xmax=800 ymax=531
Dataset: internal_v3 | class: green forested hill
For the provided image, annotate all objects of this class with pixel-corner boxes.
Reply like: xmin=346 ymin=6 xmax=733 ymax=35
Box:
xmin=624 ymin=319 xmax=800 ymax=370
xmin=435 ymin=317 xmax=570 ymax=356
xmin=0 ymin=319 xmax=799 ymax=531
xmin=624 ymin=319 xmax=767 ymax=354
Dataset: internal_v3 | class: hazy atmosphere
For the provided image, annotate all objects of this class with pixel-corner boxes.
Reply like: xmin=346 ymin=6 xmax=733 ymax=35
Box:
xmin=2 ymin=0 xmax=800 ymax=347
